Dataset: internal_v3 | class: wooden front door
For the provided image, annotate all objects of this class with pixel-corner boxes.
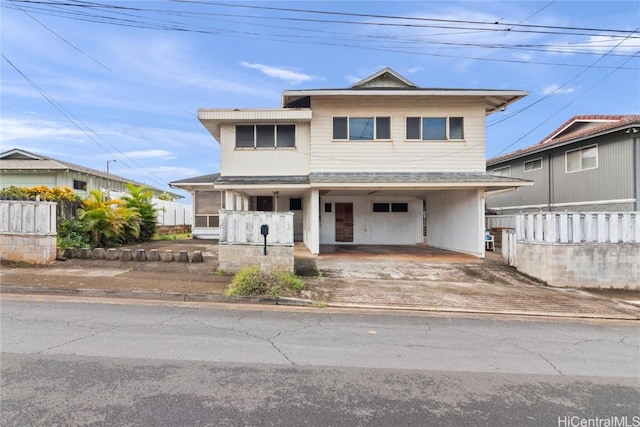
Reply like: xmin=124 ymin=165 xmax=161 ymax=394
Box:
xmin=334 ymin=203 xmax=353 ymax=242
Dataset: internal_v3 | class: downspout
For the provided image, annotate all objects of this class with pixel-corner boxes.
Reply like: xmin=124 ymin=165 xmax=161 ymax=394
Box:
xmin=547 ymin=152 xmax=552 ymax=212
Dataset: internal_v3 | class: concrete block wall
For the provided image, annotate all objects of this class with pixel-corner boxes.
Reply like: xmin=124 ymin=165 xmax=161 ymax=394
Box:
xmin=218 ymin=244 xmax=294 ymax=273
xmin=515 ymin=242 xmax=639 ymax=289
xmin=0 ymin=234 xmax=57 ymax=264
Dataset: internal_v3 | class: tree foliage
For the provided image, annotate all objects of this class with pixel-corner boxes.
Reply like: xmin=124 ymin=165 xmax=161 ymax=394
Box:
xmin=121 ymin=183 xmax=157 ymax=242
xmin=77 ymin=189 xmax=141 ymax=247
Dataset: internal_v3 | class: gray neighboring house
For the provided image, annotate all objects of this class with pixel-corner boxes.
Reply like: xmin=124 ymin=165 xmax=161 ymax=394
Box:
xmin=486 ymin=115 xmax=640 ymax=214
xmin=0 ymin=148 xmax=183 ymax=200
xmin=169 ymin=173 xmax=221 ymax=239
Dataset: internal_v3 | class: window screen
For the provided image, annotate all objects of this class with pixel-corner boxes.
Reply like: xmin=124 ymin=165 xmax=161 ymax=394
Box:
xmin=333 ymin=117 xmax=348 ymax=139
xmin=277 ymin=125 xmax=295 ymax=147
xmin=256 ymin=125 xmax=275 ymax=148
xmin=236 ymin=125 xmax=254 ymax=148
xmin=449 ymin=117 xmax=464 ymax=139
xmin=376 ymin=117 xmax=391 ymax=139
xmin=406 ymin=117 xmax=421 ymax=139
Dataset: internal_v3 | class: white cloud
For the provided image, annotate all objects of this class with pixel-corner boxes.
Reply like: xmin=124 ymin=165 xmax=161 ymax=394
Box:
xmin=512 ymin=52 xmax=533 ymax=62
xmin=240 ymin=62 xmax=314 ymax=83
xmin=406 ymin=66 xmax=425 ymax=74
xmin=541 ymin=84 xmax=575 ymax=96
xmin=550 ymin=35 xmax=640 ymax=56
xmin=0 ymin=117 xmax=86 ymax=142
xmin=119 ymin=149 xmax=176 ymax=160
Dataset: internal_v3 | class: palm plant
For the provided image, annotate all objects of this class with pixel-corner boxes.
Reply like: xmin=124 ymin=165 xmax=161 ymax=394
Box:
xmin=121 ymin=183 xmax=157 ymax=242
xmin=78 ymin=189 xmax=141 ymax=247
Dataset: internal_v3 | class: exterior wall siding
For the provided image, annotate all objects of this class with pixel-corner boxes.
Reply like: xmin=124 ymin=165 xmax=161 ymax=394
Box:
xmin=309 ymin=96 xmax=487 ymax=173
xmin=220 ymin=123 xmax=310 ymax=176
xmin=319 ymin=195 xmax=423 ymax=245
xmin=487 ymin=132 xmax=635 ymax=212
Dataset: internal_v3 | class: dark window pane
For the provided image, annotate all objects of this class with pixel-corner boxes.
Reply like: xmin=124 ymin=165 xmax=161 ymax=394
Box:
xmin=373 ymin=203 xmax=390 ymax=212
xmin=257 ymin=196 xmax=274 ymax=211
xmin=406 ymin=117 xmax=420 ymax=139
xmin=333 ymin=117 xmax=348 ymax=139
xmin=73 ymin=180 xmax=87 ymax=191
xmin=289 ymin=198 xmax=302 ymax=210
xmin=349 ymin=118 xmax=374 ymax=140
xmin=449 ymin=117 xmax=464 ymax=139
xmin=324 ymin=203 xmax=332 ymax=213
xmin=195 ymin=216 xmax=207 ymax=227
xmin=256 ymin=125 xmax=275 ymax=148
xmin=376 ymin=117 xmax=390 ymax=139
xmin=391 ymin=203 xmax=408 ymax=212
xmin=208 ymin=216 xmax=219 ymax=227
xmin=277 ymin=125 xmax=295 ymax=147
xmin=422 ymin=117 xmax=446 ymax=140
xmin=236 ymin=125 xmax=254 ymax=148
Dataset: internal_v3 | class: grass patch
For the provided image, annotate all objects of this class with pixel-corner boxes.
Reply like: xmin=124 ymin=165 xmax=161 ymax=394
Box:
xmin=225 ymin=266 xmax=305 ymax=297
xmin=152 ymin=233 xmax=192 ymax=241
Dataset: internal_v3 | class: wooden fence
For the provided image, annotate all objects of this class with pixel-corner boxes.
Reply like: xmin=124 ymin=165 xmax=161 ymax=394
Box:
xmin=219 ymin=210 xmax=293 ymax=245
xmin=515 ymin=212 xmax=640 ymax=244
xmin=0 ymin=200 xmax=57 ymax=234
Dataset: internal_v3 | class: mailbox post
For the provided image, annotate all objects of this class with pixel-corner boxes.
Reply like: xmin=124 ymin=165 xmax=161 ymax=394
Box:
xmin=260 ymin=224 xmax=269 ymax=256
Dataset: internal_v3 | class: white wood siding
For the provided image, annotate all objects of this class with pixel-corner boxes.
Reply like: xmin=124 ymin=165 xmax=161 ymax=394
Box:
xmin=319 ymin=195 xmax=423 ymax=244
xmin=220 ymin=123 xmax=310 ymax=176
xmin=309 ymin=96 xmax=487 ymax=173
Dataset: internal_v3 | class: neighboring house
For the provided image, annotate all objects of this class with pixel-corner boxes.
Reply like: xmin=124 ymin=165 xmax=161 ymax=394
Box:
xmin=486 ymin=115 xmax=640 ymax=214
xmin=0 ymin=148 xmax=183 ymax=201
xmin=171 ymin=68 xmax=531 ymax=257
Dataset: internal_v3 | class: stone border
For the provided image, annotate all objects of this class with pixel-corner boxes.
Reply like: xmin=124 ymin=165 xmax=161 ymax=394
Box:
xmin=59 ymin=247 xmax=204 ymax=263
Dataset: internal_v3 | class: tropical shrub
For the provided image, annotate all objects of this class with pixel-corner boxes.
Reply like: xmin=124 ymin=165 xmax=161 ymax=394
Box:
xmin=121 ymin=183 xmax=157 ymax=243
xmin=78 ymin=189 xmax=141 ymax=247
xmin=57 ymin=218 xmax=92 ymax=249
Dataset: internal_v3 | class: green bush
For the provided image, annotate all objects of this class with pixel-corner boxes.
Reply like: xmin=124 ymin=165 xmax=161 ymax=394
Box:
xmin=57 ymin=218 xmax=92 ymax=249
xmin=225 ymin=266 xmax=305 ymax=297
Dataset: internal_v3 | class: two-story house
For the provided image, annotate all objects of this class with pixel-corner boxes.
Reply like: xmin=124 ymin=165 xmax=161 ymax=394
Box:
xmin=171 ymin=68 xmax=530 ymax=257
xmin=486 ymin=115 xmax=640 ymax=214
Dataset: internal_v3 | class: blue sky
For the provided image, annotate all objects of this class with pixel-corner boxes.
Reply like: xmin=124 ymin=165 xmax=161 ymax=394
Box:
xmin=1 ymin=1 xmax=639 ymax=198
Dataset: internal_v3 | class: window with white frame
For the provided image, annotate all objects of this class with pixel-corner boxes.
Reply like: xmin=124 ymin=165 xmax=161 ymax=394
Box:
xmin=524 ymin=158 xmax=542 ymax=172
xmin=491 ymin=166 xmax=511 ymax=177
xmin=566 ymin=145 xmax=598 ymax=173
xmin=333 ymin=116 xmax=391 ymax=140
xmin=406 ymin=117 xmax=464 ymax=140
xmin=235 ymin=124 xmax=296 ymax=148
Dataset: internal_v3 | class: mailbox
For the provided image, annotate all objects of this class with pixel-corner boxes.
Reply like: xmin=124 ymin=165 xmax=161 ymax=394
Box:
xmin=260 ymin=224 xmax=269 ymax=255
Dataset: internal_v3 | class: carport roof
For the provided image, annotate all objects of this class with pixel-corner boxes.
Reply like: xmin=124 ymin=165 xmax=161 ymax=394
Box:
xmin=309 ymin=172 xmax=531 ymax=191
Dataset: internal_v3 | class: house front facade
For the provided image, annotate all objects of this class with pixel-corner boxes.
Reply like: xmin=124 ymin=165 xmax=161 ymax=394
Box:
xmin=172 ymin=68 xmax=530 ymax=257
xmin=486 ymin=115 xmax=640 ymax=214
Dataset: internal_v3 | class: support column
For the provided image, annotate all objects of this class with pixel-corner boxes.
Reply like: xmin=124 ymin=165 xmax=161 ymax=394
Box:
xmin=309 ymin=189 xmax=320 ymax=254
xmin=225 ymin=191 xmax=235 ymax=210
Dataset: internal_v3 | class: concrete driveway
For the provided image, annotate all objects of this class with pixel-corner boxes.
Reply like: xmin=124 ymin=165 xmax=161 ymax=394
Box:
xmin=1 ymin=241 xmax=638 ymax=320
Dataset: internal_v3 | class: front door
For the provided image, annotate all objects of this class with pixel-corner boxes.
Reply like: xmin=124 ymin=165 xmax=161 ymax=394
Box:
xmin=334 ymin=203 xmax=353 ymax=242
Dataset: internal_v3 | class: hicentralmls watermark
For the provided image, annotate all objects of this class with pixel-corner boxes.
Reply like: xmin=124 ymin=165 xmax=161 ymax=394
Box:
xmin=557 ymin=416 xmax=640 ymax=427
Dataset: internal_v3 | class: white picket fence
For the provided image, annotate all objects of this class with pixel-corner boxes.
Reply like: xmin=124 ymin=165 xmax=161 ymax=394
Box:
xmin=516 ymin=212 xmax=640 ymax=244
xmin=0 ymin=201 xmax=56 ymax=234
xmin=219 ymin=210 xmax=293 ymax=245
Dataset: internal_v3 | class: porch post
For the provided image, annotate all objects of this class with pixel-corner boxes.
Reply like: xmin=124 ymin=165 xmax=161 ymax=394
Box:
xmin=225 ymin=191 xmax=235 ymax=210
xmin=309 ymin=189 xmax=320 ymax=254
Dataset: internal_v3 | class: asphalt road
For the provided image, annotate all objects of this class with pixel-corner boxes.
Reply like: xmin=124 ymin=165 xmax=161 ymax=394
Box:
xmin=1 ymin=297 xmax=639 ymax=426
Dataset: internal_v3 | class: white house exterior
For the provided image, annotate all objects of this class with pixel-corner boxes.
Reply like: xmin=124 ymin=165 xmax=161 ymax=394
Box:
xmin=171 ymin=68 xmax=531 ymax=257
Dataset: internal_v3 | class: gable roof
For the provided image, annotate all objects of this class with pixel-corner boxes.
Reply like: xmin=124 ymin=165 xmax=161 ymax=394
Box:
xmin=350 ymin=67 xmax=418 ymax=89
xmin=0 ymin=148 xmax=183 ymax=198
xmin=282 ymin=67 xmax=528 ymax=115
xmin=487 ymin=115 xmax=640 ymax=166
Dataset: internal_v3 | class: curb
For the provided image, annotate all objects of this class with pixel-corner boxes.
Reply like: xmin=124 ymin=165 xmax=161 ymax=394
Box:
xmin=1 ymin=285 xmax=638 ymax=321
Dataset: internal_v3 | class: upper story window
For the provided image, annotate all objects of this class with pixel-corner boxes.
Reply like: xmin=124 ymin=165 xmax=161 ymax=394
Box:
xmin=406 ymin=117 xmax=464 ymax=140
xmin=333 ymin=116 xmax=391 ymax=141
xmin=491 ymin=166 xmax=511 ymax=177
xmin=524 ymin=158 xmax=542 ymax=172
xmin=236 ymin=124 xmax=295 ymax=148
xmin=566 ymin=145 xmax=597 ymax=173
